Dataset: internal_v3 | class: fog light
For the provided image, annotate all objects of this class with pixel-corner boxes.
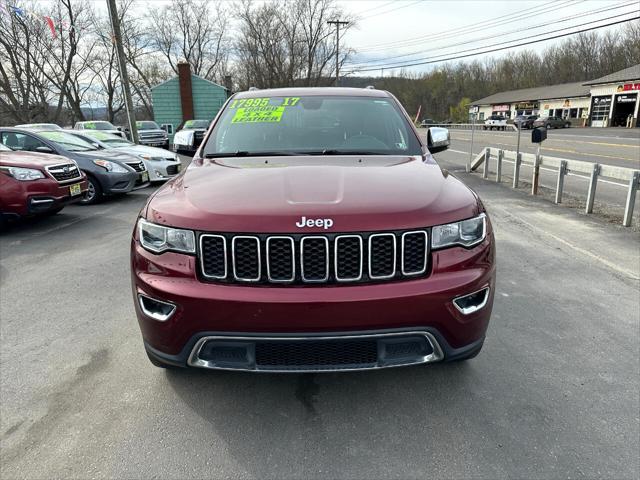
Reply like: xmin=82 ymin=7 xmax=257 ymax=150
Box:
xmin=138 ymin=294 xmax=176 ymax=321
xmin=453 ymin=287 xmax=490 ymax=315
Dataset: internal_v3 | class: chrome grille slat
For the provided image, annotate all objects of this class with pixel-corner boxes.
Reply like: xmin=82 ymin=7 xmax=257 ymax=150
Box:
xmin=200 ymin=230 xmax=429 ymax=285
xmin=334 ymin=235 xmax=363 ymax=282
xmin=232 ymin=236 xmax=261 ymax=282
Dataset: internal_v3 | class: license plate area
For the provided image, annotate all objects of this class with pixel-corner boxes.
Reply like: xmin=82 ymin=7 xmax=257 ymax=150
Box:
xmin=69 ymin=183 xmax=82 ymax=196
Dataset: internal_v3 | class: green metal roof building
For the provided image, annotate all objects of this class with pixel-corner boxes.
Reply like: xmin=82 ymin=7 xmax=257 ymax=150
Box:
xmin=151 ymin=63 xmax=228 ymax=142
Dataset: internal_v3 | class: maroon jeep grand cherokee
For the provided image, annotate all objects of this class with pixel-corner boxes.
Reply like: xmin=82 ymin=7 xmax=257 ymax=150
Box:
xmin=131 ymin=87 xmax=495 ymax=372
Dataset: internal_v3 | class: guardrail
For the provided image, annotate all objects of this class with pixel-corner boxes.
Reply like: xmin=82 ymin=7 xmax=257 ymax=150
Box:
xmin=418 ymin=123 xmax=518 ymax=131
xmin=471 ymin=147 xmax=640 ymax=227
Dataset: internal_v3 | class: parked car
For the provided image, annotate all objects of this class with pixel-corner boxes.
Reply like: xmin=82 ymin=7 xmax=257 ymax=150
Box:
xmin=513 ymin=115 xmax=538 ymax=129
xmin=15 ymin=123 xmax=62 ymax=131
xmin=67 ymin=130 xmax=182 ymax=183
xmin=483 ymin=115 xmax=507 ymax=130
xmin=132 ymin=87 xmax=495 ymax=371
xmin=0 ymin=143 xmax=87 ymax=227
xmin=0 ymin=128 xmax=149 ymax=205
xmin=533 ymin=116 xmax=571 ymax=129
xmin=74 ymin=120 xmax=126 ymax=138
xmin=172 ymin=119 xmax=211 ymax=154
xmin=130 ymin=121 xmax=169 ymax=149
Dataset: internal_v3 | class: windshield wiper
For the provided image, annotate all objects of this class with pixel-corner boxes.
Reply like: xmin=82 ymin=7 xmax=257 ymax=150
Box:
xmin=304 ymin=149 xmax=382 ymax=156
xmin=205 ymin=151 xmax=300 ymax=158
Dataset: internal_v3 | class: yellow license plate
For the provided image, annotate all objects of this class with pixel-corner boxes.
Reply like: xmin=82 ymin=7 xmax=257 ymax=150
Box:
xmin=142 ymin=171 xmax=149 ymax=182
xmin=69 ymin=183 xmax=82 ymax=196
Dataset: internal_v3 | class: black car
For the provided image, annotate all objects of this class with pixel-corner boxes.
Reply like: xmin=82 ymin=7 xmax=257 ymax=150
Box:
xmin=513 ymin=115 xmax=538 ymax=129
xmin=0 ymin=128 xmax=150 ymax=204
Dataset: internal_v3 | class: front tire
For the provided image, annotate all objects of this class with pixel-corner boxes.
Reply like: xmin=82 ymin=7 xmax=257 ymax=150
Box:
xmin=79 ymin=175 xmax=103 ymax=205
xmin=564 ymin=122 xmax=570 ymax=128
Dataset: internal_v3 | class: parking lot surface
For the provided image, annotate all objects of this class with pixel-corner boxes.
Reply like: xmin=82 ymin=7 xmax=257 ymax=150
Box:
xmin=1 ymin=158 xmax=639 ymax=479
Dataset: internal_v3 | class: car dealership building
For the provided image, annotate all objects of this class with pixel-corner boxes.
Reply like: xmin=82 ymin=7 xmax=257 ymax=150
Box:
xmin=470 ymin=64 xmax=640 ymax=127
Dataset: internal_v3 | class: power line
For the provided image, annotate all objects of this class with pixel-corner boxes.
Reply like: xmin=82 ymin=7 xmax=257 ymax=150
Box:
xmin=359 ymin=0 xmax=422 ymax=20
xmin=350 ymin=0 xmax=572 ymax=52
xmin=346 ymin=1 xmax=637 ymax=67
xmin=343 ymin=15 xmax=639 ymax=74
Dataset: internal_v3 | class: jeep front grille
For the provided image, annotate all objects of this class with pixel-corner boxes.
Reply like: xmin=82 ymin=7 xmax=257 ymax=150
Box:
xmin=199 ymin=230 xmax=429 ymax=286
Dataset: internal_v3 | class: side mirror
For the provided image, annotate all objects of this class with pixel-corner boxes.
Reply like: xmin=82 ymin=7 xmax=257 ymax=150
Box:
xmin=35 ymin=146 xmax=54 ymax=154
xmin=427 ymin=127 xmax=450 ymax=154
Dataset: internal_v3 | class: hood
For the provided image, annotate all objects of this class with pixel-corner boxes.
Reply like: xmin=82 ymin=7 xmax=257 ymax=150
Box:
xmin=146 ymin=156 xmax=480 ymax=233
xmin=0 ymin=150 xmax=74 ymax=169
xmin=73 ymin=149 xmax=141 ymax=163
xmin=112 ymin=144 xmax=175 ymax=159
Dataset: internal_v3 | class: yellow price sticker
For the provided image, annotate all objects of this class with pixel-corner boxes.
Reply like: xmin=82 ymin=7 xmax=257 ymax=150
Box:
xmin=232 ymin=106 xmax=286 ymax=124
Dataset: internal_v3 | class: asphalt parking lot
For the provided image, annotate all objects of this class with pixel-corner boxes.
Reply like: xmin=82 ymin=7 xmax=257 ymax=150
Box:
xmin=1 ymin=156 xmax=639 ymax=479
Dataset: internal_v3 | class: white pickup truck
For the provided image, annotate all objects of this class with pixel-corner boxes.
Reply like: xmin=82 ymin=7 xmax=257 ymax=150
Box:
xmin=483 ymin=115 xmax=507 ymax=131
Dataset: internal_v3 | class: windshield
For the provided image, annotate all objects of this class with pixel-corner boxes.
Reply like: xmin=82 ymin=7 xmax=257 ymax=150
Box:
xmin=136 ymin=121 xmax=160 ymax=130
xmin=40 ymin=131 xmax=98 ymax=151
xmin=183 ymin=120 xmax=209 ymax=129
xmin=83 ymin=121 xmax=116 ymax=131
xmin=204 ymin=95 xmax=422 ymax=157
xmin=84 ymin=131 xmax=132 ymax=146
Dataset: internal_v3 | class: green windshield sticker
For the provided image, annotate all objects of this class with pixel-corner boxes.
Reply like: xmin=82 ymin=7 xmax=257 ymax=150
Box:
xmin=85 ymin=122 xmax=96 ymax=129
xmin=232 ymin=106 xmax=285 ymax=124
xmin=229 ymin=97 xmax=300 ymax=124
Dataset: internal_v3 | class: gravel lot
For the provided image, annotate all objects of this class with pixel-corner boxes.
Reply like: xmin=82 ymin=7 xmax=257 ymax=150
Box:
xmin=1 ymin=155 xmax=638 ymax=479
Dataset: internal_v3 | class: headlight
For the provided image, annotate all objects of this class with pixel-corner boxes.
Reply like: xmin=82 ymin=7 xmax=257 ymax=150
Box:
xmin=431 ymin=213 xmax=486 ymax=249
xmin=3 ymin=166 xmax=45 ymax=181
xmin=138 ymin=219 xmax=195 ymax=254
xmin=139 ymin=155 xmax=165 ymax=161
xmin=93 ymin=159 xmax=129 ymax=173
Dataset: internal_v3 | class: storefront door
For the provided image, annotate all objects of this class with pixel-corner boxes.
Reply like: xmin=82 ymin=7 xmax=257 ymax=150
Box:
xmin=612 ymin=93 xmax=637 ymax=127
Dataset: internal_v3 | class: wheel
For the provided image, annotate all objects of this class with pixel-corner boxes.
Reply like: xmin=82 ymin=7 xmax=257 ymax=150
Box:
xmin=79 ymin=175 xmax=103 ymax=205
xmin=482 ymin=126 xmax=487 ymax=130
xmin=163 ymin=141 xmax=170 ymax=150
xmin=564 ymin=122 xmax=571 ymax=128
xmin=146 ymin=350 xmax=179 ymax=369
xmin=545 ymin=124 xmax=551 ymax=129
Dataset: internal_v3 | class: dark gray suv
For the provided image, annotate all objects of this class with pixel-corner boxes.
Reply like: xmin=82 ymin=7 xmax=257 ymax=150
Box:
xmin=0 ymin=128 xmax=150 ymax=204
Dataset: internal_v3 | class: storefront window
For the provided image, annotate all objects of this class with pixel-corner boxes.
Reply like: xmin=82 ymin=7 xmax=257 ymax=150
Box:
xmin=590 ymin=96 xmax=612 ymax=124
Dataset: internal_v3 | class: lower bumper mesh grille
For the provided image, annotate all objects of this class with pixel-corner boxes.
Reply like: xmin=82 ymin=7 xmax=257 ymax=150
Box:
xmin=189 ymin=333 xmax=442 ymax=372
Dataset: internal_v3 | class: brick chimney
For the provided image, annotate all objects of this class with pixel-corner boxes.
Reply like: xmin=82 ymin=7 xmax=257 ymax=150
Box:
xmin=177 ymin=61 xmax=194 ymax=120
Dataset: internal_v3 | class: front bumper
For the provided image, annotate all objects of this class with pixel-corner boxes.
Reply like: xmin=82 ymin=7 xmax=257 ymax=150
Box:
xmin=139 ymin=138 xmax=169 ymax=148
xmin=131 ymin=234 xmax=496 ymax=366
xmin=1 ymin=177 xmax=88 ymax=217
xmin=143 ymin=159 xmax=182 ymax=182
xmin=98 ymin=170 xmax=145 ymax=194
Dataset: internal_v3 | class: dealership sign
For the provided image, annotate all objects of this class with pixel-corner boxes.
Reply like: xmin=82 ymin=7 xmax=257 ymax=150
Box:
xmin=619 ymin=83 xmax=640 ymax=92
xmin=616 ymin=94 xmax=636 ymax=103
xmin=492 ymin=104 xmax=509 ymax=111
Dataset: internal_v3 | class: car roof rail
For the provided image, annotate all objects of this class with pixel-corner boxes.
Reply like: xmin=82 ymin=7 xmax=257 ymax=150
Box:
xmin=248 ymin=86 xmax=259 ymax=91
xmin=364 ymin=85 xmax=375 ymax=89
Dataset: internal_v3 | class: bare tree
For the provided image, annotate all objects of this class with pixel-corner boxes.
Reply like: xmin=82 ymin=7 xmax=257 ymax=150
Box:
xmin=149 ymin=0 xmax=229 ymax=82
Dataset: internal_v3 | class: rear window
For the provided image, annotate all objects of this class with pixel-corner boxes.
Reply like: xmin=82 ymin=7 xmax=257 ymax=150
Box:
xmin=203 ymin=95 xmax=422 ymax=157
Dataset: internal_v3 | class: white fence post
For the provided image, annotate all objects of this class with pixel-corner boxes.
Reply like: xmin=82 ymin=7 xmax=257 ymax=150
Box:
xmin=496 ymin=150 xmax=503 ymax=183
xmin=555 ymin=160 xmax=568 ymax=204
xmin=585 ymin=163 xmax=601 ymax=214
xmin=483 ymin=149 xmax=490 ymax=179
xmin=513 ymin=152 xmax=521 ymax=188
xmin=623 ymin=171 xmax=639 ymax=227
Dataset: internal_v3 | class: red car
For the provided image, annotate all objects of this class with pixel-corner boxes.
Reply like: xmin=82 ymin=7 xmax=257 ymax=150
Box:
xmin=131 ymin=87 xmax=496 ymax=372
xmin=0 ymin=143 xmax=88 ymax=226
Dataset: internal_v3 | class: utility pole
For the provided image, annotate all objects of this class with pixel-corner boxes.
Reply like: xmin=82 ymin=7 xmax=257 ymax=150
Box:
xmin=106 ymin=0 xmax=138 ymax=144
xmin=327 ymin=20 xmax=349 ymax=87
